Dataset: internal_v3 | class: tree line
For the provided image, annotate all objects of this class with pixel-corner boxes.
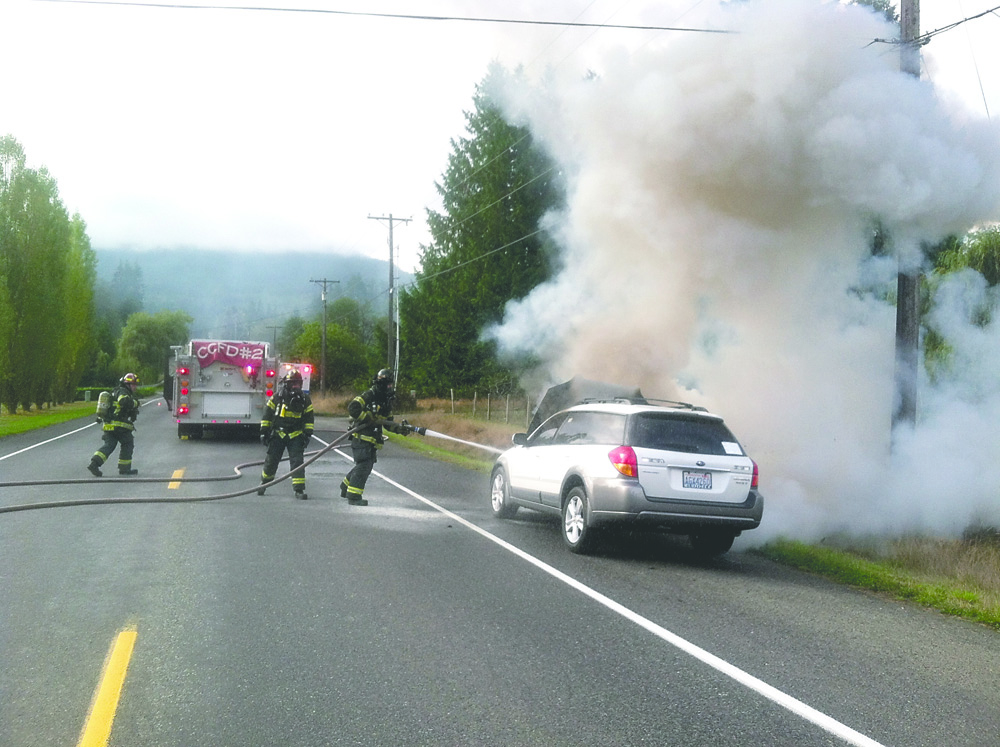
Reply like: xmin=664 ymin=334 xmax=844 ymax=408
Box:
xmin=0 ymin=137 xmax=96 ymax=413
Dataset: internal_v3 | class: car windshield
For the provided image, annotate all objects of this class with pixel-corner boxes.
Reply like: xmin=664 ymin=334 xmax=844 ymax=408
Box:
xmin=631 ymin=413 xmax=742 ymax=456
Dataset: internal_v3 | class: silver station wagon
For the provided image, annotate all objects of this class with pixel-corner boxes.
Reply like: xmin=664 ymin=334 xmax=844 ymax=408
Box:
xmin=489 ymin=400 xmax=763 ymax=555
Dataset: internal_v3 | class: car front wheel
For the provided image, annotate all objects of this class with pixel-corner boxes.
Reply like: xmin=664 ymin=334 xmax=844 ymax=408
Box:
xmin=562 ymin=486 xmax=596 ymax=554
xmin=490 ymin=467 xmax=518 ymax=519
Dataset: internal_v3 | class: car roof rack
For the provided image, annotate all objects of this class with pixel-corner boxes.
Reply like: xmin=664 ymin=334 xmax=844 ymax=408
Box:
xmin=579 ymin=396 xmax=709 ymax=412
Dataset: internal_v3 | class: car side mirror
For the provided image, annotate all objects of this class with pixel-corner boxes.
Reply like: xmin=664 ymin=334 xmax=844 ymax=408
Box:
xmin=512 ymin=432 xmax=528 ymax=446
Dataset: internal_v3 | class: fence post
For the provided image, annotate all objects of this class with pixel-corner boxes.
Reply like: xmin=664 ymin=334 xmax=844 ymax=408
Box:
xmin=505 ymin=394 xmax=510 ymax=423
xmin=473 ymin=391 xmax=477 ymax=418
xmin=487 ymin=393 xmax=491 ymax=421
xmin=451 ymin=389 xmax=455 ymax=415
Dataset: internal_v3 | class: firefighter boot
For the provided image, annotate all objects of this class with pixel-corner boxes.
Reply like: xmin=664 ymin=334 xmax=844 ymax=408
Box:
xmin=87 ymin=459 xmax=103 ymax=478
xmin=119 ymin=468 xmax=138 ymax=476
xmin=295 ymin=489 xmax=308 ymax=500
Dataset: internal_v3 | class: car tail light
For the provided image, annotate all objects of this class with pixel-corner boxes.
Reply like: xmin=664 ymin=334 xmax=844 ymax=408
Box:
xmin=752 ymin=460 xmax=759 ymax=488
xmin=608 ymin=446 xmax=638 ymax=477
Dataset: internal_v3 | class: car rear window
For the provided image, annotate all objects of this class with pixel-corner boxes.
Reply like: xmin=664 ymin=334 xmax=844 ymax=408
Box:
xmin=631 ymin=413 xmax=743 ymax=456
xmin=555 ymin=411 xmax=626 ymax=445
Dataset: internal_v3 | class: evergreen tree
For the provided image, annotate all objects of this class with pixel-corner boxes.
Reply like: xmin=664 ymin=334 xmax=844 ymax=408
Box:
xmin=401 ymin=63 xmax=564 ymax=395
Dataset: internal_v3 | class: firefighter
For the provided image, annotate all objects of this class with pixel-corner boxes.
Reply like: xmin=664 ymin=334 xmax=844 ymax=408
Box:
xmin=258 ymin=370 xmax=314 ymax=499
xmin=340 ymin=368 xmax=410 ymax=506
xmin=87 ymin=372 xmax=141 ymax=477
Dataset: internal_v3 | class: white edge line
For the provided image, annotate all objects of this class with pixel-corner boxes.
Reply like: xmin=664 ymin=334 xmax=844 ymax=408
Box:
xmin=356 ymin=456 xmax=886 ymax=747
xmin=1 ymin=398 xmax=161 ymax=463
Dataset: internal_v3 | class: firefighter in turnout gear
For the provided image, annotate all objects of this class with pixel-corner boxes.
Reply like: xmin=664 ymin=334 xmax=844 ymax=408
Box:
xmin=340 ymin=368 xmax=410 ymax=505
xmin=258 ymin=370 xmax=315 ymax=499
xmin=88 ymin=373 xmax=141 ymax=477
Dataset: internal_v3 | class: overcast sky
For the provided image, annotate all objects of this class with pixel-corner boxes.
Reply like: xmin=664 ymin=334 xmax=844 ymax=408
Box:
xmin=1 ymin=0 xmax=998 ymax=273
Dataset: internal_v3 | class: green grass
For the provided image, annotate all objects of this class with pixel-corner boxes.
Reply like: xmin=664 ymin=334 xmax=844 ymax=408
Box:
xmin=0 ymin=401 xmax=96 ymax=437
xmin=757 ymin=539 xmax=1000 ymax=630
xmin=384 ymin=431 xmax=496 ymax=474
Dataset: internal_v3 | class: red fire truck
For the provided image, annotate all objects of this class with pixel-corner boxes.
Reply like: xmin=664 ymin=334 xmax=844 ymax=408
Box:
xmin=169 ymin=340 xmax=311 ymax=439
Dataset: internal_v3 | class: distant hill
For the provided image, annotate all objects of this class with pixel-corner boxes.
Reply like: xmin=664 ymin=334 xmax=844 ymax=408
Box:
xmin=94 ymin=248 xmax=413 ymax=339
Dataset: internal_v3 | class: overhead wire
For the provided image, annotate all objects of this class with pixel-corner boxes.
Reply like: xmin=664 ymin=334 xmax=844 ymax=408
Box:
xmin=32 ymin=0 xmax=734 ymax=35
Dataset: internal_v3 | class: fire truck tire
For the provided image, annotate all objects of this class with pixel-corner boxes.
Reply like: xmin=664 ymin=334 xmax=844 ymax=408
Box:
xmin=178 ymin=424 xmax=204 ymax=440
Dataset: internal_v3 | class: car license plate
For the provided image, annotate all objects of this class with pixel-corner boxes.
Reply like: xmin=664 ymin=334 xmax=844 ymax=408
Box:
xmin=683 ymin=471 xmax=712 ymax=490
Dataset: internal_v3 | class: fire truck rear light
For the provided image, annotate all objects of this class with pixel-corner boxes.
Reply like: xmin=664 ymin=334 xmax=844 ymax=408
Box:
xmin=177 ymin=367 xmax=190 ymax=375
xmin=266 ymin=389 xmax=274 ymax=397
xmin=301 ymin=365 xmax=312 ymax=374
xmin=266 ymin=369 xmax=276 ymax=378
xmin=181 ymin=387 xmax=189 ymax=395
xmin=177 ymin=405 xmax=189 ymax=415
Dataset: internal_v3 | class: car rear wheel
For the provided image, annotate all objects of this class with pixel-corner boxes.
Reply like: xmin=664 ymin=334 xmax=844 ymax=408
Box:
xmin=490 ymin=467 xmax=518 ymax=519
xmin=689 ymin=530 xmax=736 ymax=556
xmin=562 ymin=486 xmax=596 ymax=554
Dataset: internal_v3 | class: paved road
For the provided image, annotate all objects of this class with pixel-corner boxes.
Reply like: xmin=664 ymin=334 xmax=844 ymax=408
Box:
xmin=0 ymin=400 xmax=997 ymax=746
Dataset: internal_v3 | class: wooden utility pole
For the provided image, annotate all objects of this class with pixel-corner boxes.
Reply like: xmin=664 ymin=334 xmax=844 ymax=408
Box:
xmin=266 ymin=325 xmax=280 ymax=355
xmin=893 ymin=0 xmax=920 ymax=433
xmin=310 ymin=278 xmax=339 ymax=393
xmin=368 ymin=213 xmax=411 ymax=374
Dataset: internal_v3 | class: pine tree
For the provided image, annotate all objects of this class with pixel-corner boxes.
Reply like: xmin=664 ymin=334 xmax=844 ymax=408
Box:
xmin=401 ymin=63 xmax=564 ymax=395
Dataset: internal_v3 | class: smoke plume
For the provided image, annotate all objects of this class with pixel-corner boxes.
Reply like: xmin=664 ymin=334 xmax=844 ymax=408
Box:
xmin=489 ymin=0 xmax=1000 ymax=543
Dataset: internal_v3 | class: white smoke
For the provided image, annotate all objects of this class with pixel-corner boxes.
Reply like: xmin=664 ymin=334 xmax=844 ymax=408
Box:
xmin=488 ymin=0 xmax=1000 ymax=543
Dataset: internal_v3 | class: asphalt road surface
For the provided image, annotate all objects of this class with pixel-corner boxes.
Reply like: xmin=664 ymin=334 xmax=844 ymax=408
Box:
xmin=1 ymin=399 xmax=998 ymax=746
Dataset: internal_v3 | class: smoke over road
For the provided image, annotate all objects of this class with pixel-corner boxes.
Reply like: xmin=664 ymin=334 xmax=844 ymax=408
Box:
xmin=489 ymin=0 xmax=1000 ymax=542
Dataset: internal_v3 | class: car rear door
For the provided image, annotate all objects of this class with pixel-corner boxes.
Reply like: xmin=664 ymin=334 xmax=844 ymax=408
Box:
xmin=630 ymin=413 xmax=754 ymax=504
xmin=537 ymin=412 xmax=627 ymax=507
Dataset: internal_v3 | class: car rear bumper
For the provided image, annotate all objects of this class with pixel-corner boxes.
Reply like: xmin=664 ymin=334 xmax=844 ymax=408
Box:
xmin=588 ymin=478 xmax=763 ymax=531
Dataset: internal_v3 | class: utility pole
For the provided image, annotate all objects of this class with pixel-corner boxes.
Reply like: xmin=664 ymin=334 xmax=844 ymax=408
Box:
xmin=894 ymin=0 xmax=920 ymax=434
xmin=266 ymin=325 xmax=280 ymax=355
xmin=368 ymin=213 xmax=411 ymax=375
xmin=310 ymin=278 xmax=340 ymax=393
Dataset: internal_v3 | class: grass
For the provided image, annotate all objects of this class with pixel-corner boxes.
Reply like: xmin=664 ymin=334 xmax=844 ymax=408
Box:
xmin=0 ymin=401 xmax=96 ymax=437
xmin=758 ymin=537 xmax=1000 ymax=630
xmin=5 ymin=394 xmax=1000 ymax=631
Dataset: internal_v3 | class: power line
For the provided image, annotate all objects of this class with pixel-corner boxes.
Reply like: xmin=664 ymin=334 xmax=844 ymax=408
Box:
xmin=33 ymin=0 xmax=734 ymax=34
xmin=871 ymin=4 xmax=1000 ymax=46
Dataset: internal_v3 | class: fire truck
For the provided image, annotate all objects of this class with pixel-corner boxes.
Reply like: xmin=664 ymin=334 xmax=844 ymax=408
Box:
xmin=169 ymin=340 xmax=312 ymax=439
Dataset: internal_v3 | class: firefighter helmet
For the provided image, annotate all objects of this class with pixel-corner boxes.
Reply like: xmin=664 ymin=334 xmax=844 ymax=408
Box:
xmin=374 ymin=368 xmax=393 ymax=388
xmin=121 ymin=373 xmax=139 ymax=386
xmin=284 ymin=370 xmax=303 ymax=389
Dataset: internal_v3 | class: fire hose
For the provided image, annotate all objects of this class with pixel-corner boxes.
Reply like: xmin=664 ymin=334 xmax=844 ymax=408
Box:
xmin=0 ymin=419 xmax=434 ymax=515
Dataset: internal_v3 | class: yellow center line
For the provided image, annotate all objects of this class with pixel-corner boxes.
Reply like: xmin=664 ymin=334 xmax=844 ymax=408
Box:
xmin=168 ymin=468 xmax=185 ymax=489
xmin=78 ymin=627 xmax=138 ymax=747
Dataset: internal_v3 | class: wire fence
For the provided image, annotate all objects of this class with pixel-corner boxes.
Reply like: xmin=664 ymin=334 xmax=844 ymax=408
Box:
xmin=411 ymin=389 xmax=534 ymax=429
